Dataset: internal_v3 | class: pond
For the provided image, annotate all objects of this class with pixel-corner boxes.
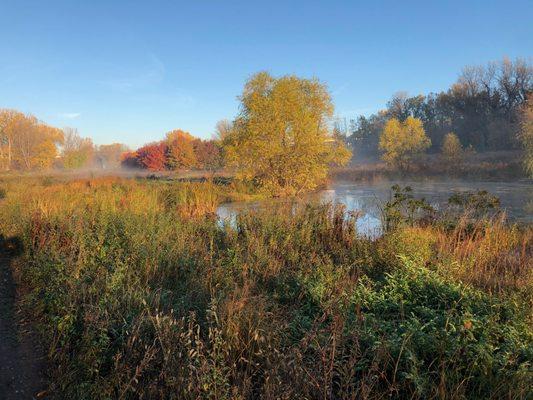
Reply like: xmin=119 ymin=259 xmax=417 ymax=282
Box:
xmin=217 ymin=179 xmax=533 ymax=236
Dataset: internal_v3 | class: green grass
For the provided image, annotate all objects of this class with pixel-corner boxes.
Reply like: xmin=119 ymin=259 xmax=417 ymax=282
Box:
xmin=0 ymin=176 xmax=531 ymax=399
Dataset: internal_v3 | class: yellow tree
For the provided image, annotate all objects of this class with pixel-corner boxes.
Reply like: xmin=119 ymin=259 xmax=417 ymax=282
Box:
xmin=165 ymin=129 xmax=197 ymax=169
xmin=441 ymin=132 xmax=464 ymax=166
xmin=1 ymin=110 xmax=64 ymax=170
xmin=223 ymin=72 xmax=351 ymax=195
xmin=11 ymin=114 xmax=63 ymax=170
xmin=33 ymin=140 xmax=59 ymax=169
xmin=379 ymin=116 xmax=430 ymax=171
xmin=521 ymin=95 xmax=533 ymax=177
xmin=0 ymin=109 xmax=22 ymax=170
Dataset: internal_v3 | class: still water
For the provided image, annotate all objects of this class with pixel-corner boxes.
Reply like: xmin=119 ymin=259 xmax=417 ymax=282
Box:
xmin=217 ymin=179 xmax=533 ymax=236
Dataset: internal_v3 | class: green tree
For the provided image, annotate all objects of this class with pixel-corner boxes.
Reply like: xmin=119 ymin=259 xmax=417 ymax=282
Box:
xmin=441 ymin=132 xmax=464 ymax=167
xmin=379 ymin=116 xmax=431 ymax=171
xmin=223 ymin=72 xmax=351 ymax=195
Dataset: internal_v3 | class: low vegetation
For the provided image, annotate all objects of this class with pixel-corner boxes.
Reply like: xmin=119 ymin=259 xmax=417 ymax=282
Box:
xmin=333 ymin=150 xmax=528 ymax=182
xmin=0 ymin=176 xmax=530 ymax=399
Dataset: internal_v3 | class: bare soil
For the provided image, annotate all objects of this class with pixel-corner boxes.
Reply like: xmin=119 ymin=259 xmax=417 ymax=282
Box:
xmin=0 ymin=246 xmax=47 ymax=400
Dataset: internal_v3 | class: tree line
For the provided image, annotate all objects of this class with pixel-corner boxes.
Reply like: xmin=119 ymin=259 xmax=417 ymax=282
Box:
xmin=367 ymin=95 xmax=533 ymax=174
xmin=2 ymin=58 xmax=531 ymax=191
xmin=121 ymin=72 xmax=351 ymax=195
xmin=348 ymin=57 xmax=532 ymax=157
xmin=0 ymin=109 xmax=129 ymax=171
xmin=121 ymin=130 xmax=223 ymax=172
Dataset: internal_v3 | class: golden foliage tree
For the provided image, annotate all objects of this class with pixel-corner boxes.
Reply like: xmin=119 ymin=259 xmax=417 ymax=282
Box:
xmin=223 ymin=72 xmax=351 ymax=195
xmin=379 ymin=116 xmax=431 ymax=171
xmin=165 ymin=129 xmax=197 ymax=169
xmin=0 ymin=109 xmax=19 ymax=170
xmin=0 ymin=109 xmax=63 ymax=170
xmin=521 ymin=95 xmax=533 ymax=177
xmin=441 ymin=132 xmax=464 ymax=166
xmin=19 ymin=123 xmax=64 ymax=169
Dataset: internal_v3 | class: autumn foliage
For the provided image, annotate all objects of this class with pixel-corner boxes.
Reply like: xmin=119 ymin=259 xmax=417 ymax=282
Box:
xmin=223 ymin=72 xmax=351 ymax=195
xmin=0 ymin=109 xmax=64 ymax=170
xmin=166 ymin=130 xmax=197 ymax=170
xmin=379 ymin=116 xmax=431 ymax=171
xmin=120 ymin=151 xmax=140 ymax=168
xmin=136 ymin=142 xmax=169 ymax=171
xmin=123 ymin=129 xmax=222 ymax=172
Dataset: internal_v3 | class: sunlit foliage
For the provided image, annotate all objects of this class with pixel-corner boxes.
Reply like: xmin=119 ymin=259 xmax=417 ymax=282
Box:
xmin=379 ymin=116 xmax=431 ymax=171
xmin=441 ymin=132 xmax=464 ymax=166
xmin=349 ymin=57 xmax=533 ymax=157
xmin=135 ymin=142 xmax=168 ymax=171
xmin=521 ymin=94 xmax=533 ymax=177
xmin=224 ymin=72 xmax=351 ymax=195
xmin=193 ymin=139 xmax=222 ymax=171
xmin=165 ymin=130 xmax=197 ymax=170
xmin=0 ymin=109 xmax=64 ymax=170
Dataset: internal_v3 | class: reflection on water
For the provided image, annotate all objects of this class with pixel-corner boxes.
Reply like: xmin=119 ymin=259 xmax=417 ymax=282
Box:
xmin=217 ymin=179 xmax=533 ymax=236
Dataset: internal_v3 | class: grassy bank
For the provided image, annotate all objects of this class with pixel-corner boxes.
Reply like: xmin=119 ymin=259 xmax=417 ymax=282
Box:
xmin=334 ymin=151 xmax=528 ymax=182
xmin=0 ymin=177 xmax=531 ymax=399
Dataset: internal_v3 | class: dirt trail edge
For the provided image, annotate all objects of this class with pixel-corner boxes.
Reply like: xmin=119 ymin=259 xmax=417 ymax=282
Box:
xmin=0 ymin=239 xmax=47 ymax=400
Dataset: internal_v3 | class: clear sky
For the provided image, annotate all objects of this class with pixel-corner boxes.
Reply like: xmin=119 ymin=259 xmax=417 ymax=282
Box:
xmin=1 ymin=0 xmax=532 ymax=148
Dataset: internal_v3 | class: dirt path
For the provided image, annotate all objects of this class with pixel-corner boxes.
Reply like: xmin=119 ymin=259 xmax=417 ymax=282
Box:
xmin=0 ymin=243 xmax=47 ymax=400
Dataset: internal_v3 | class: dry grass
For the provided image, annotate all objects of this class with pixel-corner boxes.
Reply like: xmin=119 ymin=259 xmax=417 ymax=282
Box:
xmin=0 ymin=176 xmax=531 ymax=399
xmin=435 ymin=215 xmax=532 ymax=294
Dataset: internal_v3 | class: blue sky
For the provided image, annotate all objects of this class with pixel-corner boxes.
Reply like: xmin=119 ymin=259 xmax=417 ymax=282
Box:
xmin=1 ymin=0 xmax=532 ymax=148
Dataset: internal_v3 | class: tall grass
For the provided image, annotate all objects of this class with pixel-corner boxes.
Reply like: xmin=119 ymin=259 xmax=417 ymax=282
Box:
xmin=0 ymin=176 xmax=531 ymax=399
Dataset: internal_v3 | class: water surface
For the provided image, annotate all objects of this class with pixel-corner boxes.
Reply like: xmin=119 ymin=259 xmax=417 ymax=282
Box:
xmin=217 ymin=179 xmax=533 ymax=236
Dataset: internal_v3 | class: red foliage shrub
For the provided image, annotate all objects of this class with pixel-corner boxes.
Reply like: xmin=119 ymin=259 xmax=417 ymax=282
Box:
xmin=135 ymin=142 xmax=168 ymax=171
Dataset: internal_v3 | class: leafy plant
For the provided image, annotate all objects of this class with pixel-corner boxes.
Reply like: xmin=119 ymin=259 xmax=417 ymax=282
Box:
xmin=448 ymin=190 xmax=501 ymax=217
xmin=380 ymin=185 xmax=435 ymax=232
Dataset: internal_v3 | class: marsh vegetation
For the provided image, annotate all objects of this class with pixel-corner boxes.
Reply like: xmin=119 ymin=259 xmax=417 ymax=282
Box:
xmin=0 ymin=176 xmax=531 ymax=399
